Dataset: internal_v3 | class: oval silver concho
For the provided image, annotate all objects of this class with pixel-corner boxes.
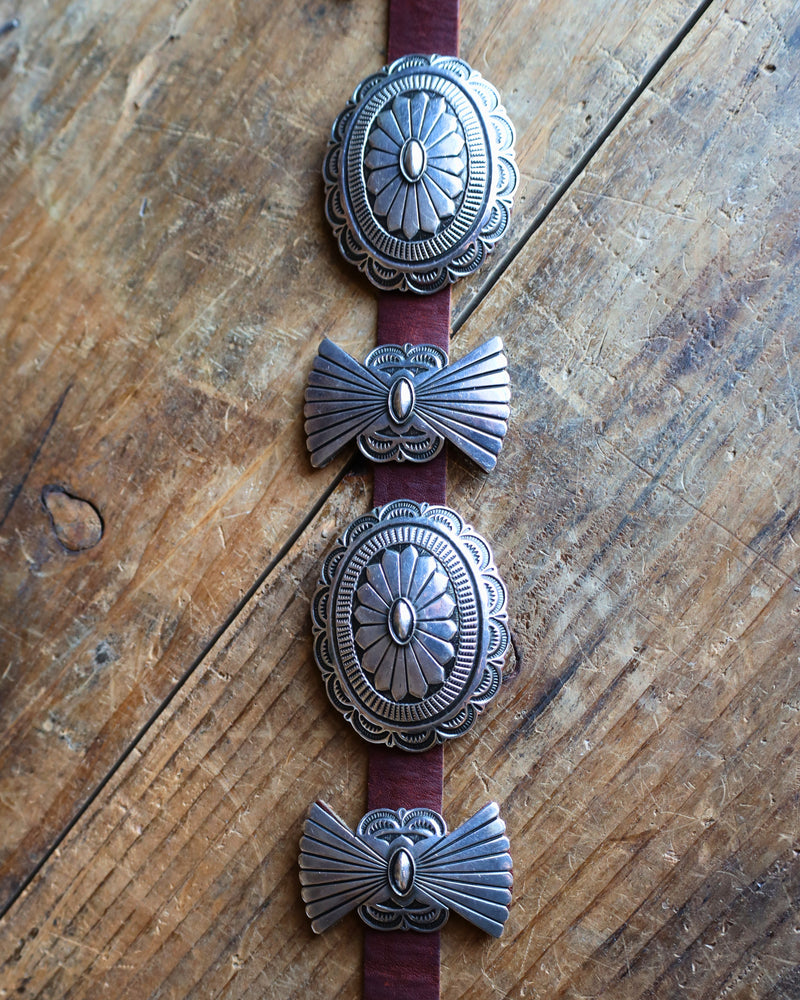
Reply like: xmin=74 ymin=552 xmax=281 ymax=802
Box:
xmin=311 ymin=500 xmax=510 ymax=751
xmin=323 ymin=54 xmax=518 ymax=293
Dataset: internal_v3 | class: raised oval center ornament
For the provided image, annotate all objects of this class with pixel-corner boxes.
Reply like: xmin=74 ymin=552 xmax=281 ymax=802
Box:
xmin=388 ymin=376 xmax=415 ymax=424
xmin=400 ymin=137 xmax=427 ymax=183
xmin=388 ymin=597 xmax=417 ymax=645
xmin=389 ymin=846 xmax=415 ymax=895
xmin=323 ymin=54 xmax=518 ymax=293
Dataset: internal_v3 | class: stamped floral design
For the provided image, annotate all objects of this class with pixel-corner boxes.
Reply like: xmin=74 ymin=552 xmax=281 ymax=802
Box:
xmin=324 ymin=54 xmax=518 ymax=292
xmin=364 ymin=92 xmax=467 ymax=240
xmin=311 ymin=500 xmax=509 ymax=750
xmin=354 ymin=545 xmax=457 ymax=700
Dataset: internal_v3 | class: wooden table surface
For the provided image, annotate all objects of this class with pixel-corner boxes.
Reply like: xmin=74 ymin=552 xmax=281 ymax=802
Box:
xmin=1 ymin=0 xmax=798 ymax=996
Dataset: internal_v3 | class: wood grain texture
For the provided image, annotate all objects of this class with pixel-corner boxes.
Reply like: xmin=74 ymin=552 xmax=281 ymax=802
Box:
xmin=0 ymin=0 xmax=705 ymax=910
xmin=1 ymin=0 xmax=799 ymax=996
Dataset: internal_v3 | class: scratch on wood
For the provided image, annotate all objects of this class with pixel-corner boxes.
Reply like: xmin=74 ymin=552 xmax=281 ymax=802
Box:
xmin=782 ymin=337 xmax=800 ymax=431
xmin=0 ymin=382 xmax=72 ymax=531
xmin=606 ymin=438 xmax=800 ymax=588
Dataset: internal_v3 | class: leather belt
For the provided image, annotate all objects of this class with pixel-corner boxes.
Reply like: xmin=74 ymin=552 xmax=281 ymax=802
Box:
xmin=364 ymin=745 xmax=444 ymax=999
xmin=369 ymin=300 xmax=449 ymax=1000
xmin=299 ymin=2 xmax=518 ymax=996
xmin=387 ymin=0 xmax=459 ymax=64
xmin=373 ymin=292 xmax=450 ymax=508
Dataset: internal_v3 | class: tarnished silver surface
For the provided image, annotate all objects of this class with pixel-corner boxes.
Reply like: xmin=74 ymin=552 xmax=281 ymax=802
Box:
xmin=304 ymin=336 xmax=510 ymax=471
xmin=311 ymin=500 xmax=509 ymax=751
xmin=324 ymin=54 xmax=518 ymax=293
xmin=299 ymin=801 xmax=512 ymax=936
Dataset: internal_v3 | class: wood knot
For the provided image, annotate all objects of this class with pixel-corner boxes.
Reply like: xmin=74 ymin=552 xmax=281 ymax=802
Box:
xmin=41 ymin=485 xmax=104 ymax=551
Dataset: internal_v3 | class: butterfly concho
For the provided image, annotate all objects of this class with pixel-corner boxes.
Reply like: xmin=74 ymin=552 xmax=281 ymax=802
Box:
xmin=299 ymin=801 xmax=512 ymax=936
xmin=304 ymin=337 xmax=510 ymax=471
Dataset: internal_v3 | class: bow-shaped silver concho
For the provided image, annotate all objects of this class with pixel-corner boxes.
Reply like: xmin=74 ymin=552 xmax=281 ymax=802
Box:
xmin=299 ymin=801 xmax=512 ymax=937
xmin=304 ymin=337 xmax=510 ymax=471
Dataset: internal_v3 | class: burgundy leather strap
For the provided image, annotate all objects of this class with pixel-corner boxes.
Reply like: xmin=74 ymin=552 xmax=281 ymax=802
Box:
xmin=365 ymin=740 xmax=443 ymax=1000
xmin=367 ymin=295 xmax=449 ymax=1000
xmin=367 ymin=742 xmax=443 ymax=811
xmin=365 ymin=7 xmax=458 ymax=997
xmin=366 ymin=297 xmax=448 ymax=1000
xmin=363 ymin=926 xmax=441 ymax=1000
xmin=373 ymin=291 xmax=450 ymax=507
xmin=387 ymin=0 xmax=459 ymax=62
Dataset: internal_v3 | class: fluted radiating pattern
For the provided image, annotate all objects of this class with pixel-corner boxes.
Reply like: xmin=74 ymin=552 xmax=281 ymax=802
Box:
xmin=413 ymin=802 xmax=512 ymax=938
xmin=299 ymin=802 xmax=512 ymax=936
xmin=365 ymin=92 xmax=467 ymax=240
xmin=299 ymin=803 xmax=389 ymax=933
xmin=304 ymin=337 xmax=511 ymax=471
xmin=414 ymin=337 xmax=510 ymax=471
xmin=304 ymin=339 xmax=389 ymax=467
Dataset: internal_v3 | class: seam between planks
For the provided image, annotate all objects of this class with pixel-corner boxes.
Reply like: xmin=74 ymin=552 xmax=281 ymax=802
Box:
xmin=0 ymin=0 xmax=718 ymax=927
xmin=453 ymin=0 xmax=718 ymax=336
xmin=0 ymin=464 xmax=350 ymax=922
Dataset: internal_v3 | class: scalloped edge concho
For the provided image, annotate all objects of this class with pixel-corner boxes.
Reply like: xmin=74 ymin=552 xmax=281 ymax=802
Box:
xmin=311 ymin=500 xmax=510 ymax=751
xmin=323 ymin=54 xmax=518 ymax=293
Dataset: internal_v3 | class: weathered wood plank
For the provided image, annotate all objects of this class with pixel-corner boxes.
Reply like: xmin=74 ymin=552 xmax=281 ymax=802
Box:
xmin=1 ymin=0 xmax=798 ymax=996
xmin=0 ymin=0 xmax=704 ymax=908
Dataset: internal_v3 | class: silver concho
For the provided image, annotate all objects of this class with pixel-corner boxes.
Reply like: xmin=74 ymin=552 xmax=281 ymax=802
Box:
xmin=299 ymin=801 xmax=512 ymax=936
xmin=324 ymin=54 xmax=518 ymax=293
xmin=304 ymin=336 xmax=510 ymax=470
xmin=311 ymin=500 xmax=509 ymax=751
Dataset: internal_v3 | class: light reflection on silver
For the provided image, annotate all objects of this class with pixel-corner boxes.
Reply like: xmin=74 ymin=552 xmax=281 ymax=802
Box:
xmin=299 ymin=801 xmax=512 ymax=936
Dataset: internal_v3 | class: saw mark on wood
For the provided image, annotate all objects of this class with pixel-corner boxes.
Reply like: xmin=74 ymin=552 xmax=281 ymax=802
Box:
xmin=605 ymin=438 xmax=800 ymax=588
xmin=504 ymin=645 xmax=799 ymax=996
